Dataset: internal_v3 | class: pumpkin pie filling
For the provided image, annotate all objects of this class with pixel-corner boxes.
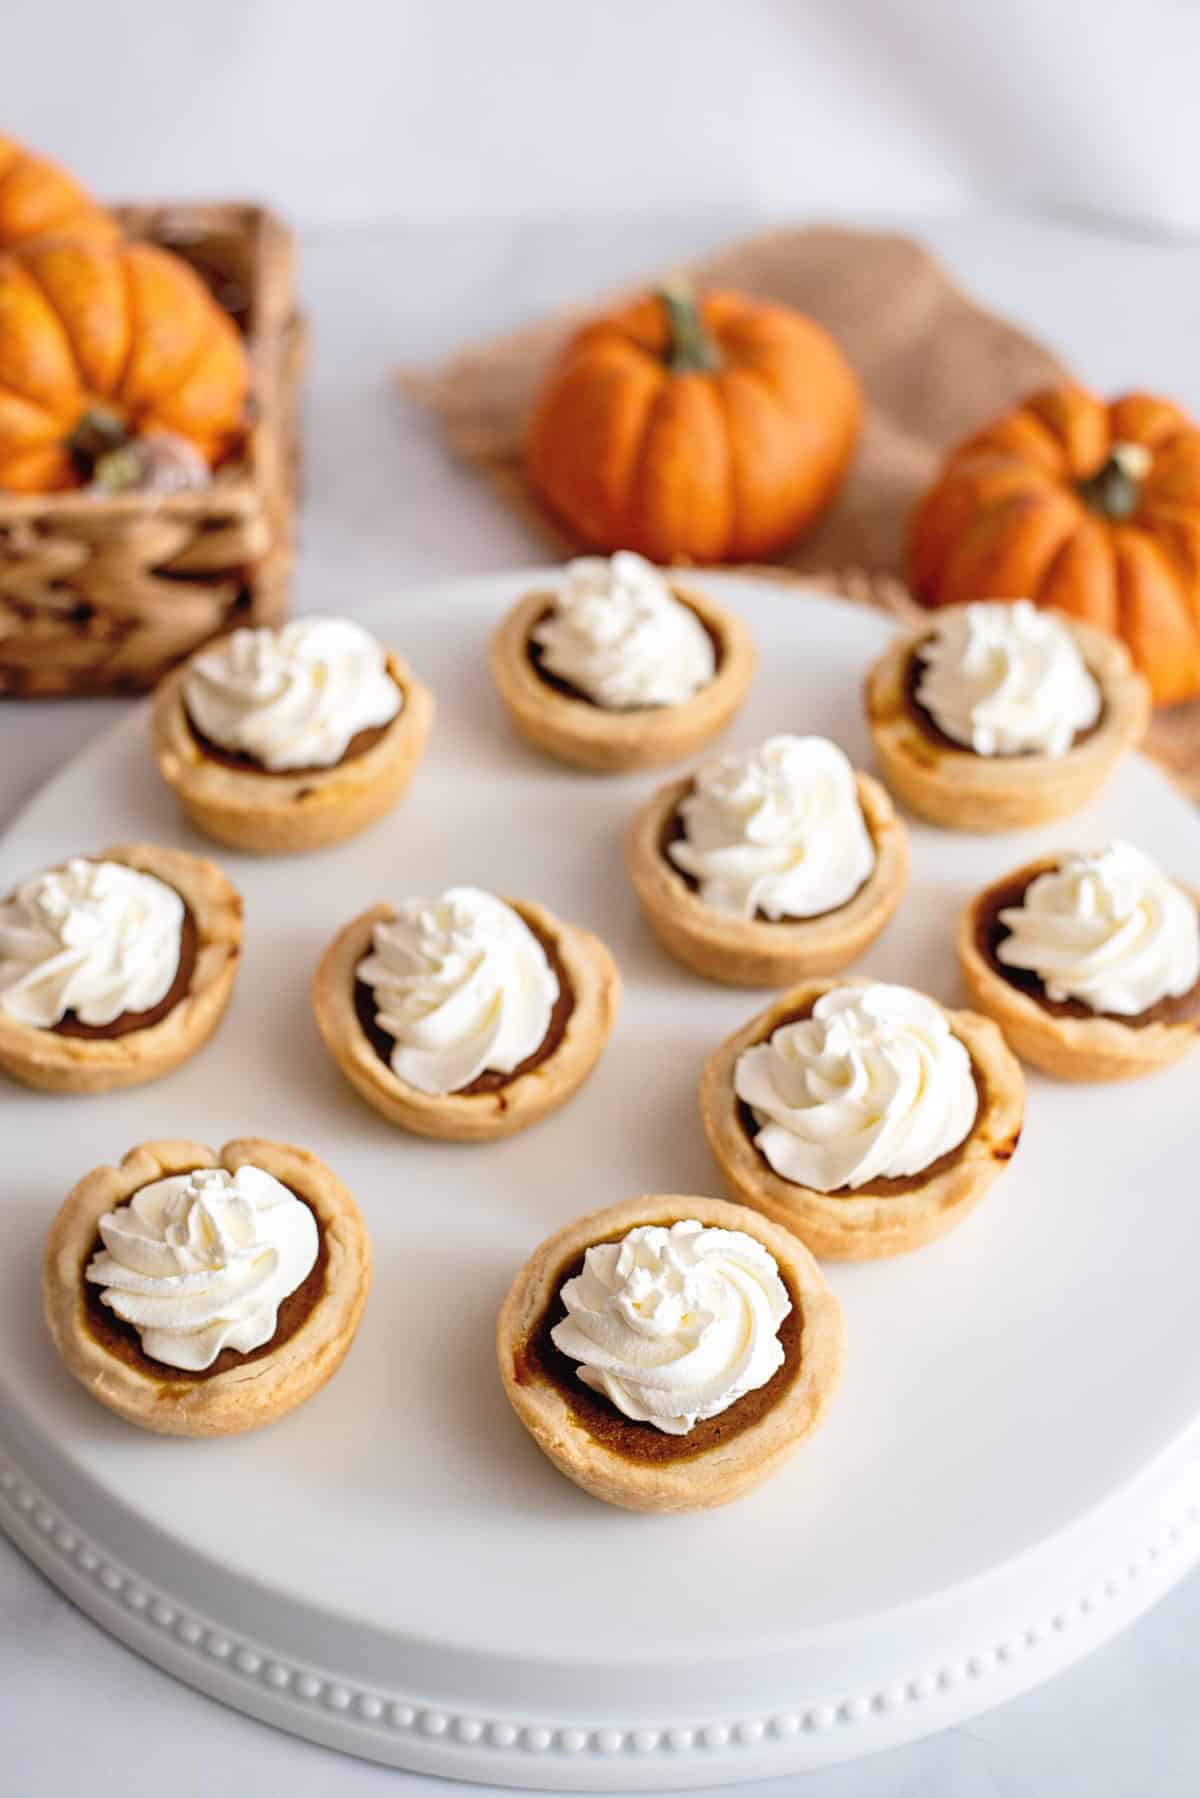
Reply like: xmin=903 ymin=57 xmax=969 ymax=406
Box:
xmin=183 ymin=692 xmax=400 ymax=779
xmin=512 ymin=1228 xmax=805 ymax=1466
xmin=49 ymin=902 xmax=198 ymax=1041
xmin=903 ymin=641 xmax=1105 ymax=759
xmin=525 ymin=603 xmax=724 ymax=711
xmin=735 ymin=996 xmax=999 ymax=1197
xmin=354 ymin=907 xmax=576 ymax=1096
xmin=80 ymin=1185 xmax=329 ymax=1388
xmin=974 ymin=869 xmax=1200 ymax=1029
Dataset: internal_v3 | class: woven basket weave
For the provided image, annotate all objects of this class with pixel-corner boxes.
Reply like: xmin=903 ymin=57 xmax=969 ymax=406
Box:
xmin=0 ymin=202 xmax=302 ymax=697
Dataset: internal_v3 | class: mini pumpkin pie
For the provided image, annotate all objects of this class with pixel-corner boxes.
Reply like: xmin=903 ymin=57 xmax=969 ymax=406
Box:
xmin=489 ymin=552 xmax=755 ymax=772
xmin=497 ymin=1194 xmax=844 ymax=1512
xmin=626 ymin=733 xmax=909 ymax=986
xmin=152 ymin=615 xmax=435 ymax=854
xmin=958 ymin=841 xmax=1200 ymax=1081
xmin=43 ymin=1137 xmax=371 ymax=1436
xmin=864 ymin=599 xmax=1149 ymax=832
xmin=313 ymin=884 xmax=620 ymax=1140
xmin=0 ymin=844 xmax=241 ymax=1094
xmin=701 ymin=978 xmax=1025 ymax=1259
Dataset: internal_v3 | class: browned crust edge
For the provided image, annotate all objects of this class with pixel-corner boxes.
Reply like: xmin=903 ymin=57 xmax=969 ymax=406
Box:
xmin=496 ymin=1193 xmax=845 ymax=1512
xmin=956 ymin=860 xmax=1200 ymax=1082
xmin=311 ymin=896 xmax=621 ymax=1141
xmin=0 ymin=843 xmax=242 ymax=1094
xmin=700 ymin=976 xmax=1026 ymax=1259
xmin=625 ymin=771 xmax=910 ymax=987
xmin=151 ymin=645 xmax=435 ymax=853
xmin=42 ymin=1137 xmax=372 ymax=1436
xmin=488 ymin=582 xmax=756 ymax=773
xmin=863 ymin=610 xmax=1150 ymax=832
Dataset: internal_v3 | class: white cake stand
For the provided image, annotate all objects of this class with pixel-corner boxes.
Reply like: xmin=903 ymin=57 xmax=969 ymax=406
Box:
xmin=2 ymin=575 xmax=1198 ymax=1790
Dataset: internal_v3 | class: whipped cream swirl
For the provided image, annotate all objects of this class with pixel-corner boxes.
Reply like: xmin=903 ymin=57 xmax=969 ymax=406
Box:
xmin=0 ymin=858 xmax=184 ymax=1029
xmin=356 ymin=885 xmax=559 ymax=1095
xmin=86 ymin=1165 xmax=319 ymax=1372
xmin=996 ymin=841 xmax=1200 ymax=1016
xmin=531 ymin=552 xmax=715 ymax=709
xmin=184 ymin=616 xmax=401 ymax=772
xmin=551 ymin=1220 xmax=790 ymax=1436
xmin=735 ymin=984 xmax=978 ymax=1192
xmin=916 ymin=599 xmax=1101 ymax=758
xmin=668 ymin=735 xmax=875 ymax=921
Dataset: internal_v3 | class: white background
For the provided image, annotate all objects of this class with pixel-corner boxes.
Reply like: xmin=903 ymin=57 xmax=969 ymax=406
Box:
xmin=4 ymin=5 xmax=1200 ymax=1796
xmin=6 ymin=0 xmax=1200 ymax=234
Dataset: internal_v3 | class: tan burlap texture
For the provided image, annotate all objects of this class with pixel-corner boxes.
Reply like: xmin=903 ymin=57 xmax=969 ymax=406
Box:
xmin=401 ymin=225 xmax=1199 ymax=801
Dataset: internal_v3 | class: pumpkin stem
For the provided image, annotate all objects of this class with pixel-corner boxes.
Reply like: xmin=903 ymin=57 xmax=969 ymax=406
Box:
xmin=657 ymin=282 xmax=722 ymax=375
xmin=67 ymin=407 xmax=132 ymax=482
xmin=1078 ymin=439 xmax=1152 ymax=522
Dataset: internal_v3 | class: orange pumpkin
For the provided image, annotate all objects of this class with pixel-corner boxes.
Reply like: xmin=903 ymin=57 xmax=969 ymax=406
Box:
xmin=525 ymin=285 xmax=862 ymax=563
xmin=0 ymin=237 xmax=249 ymax=492
xmin=0 ymin=133 xmax=118 ymax=250
xmin=909 ymin=383 xmax=1200 ymax=706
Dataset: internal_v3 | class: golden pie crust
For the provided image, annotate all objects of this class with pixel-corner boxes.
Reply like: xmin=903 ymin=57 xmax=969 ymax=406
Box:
xmin=43 ymin=1137 xmax=371 ymax=1437
xmin=496 ymin=1193 xmax=844 ymax=1513
xmin=957 ymin=858 xmax=1200 ymax=1082
xmin=151 ymin=643 xmax=435 ymax=854
xmin=864 ymin=610 xmax=1149 ymax=832
xmin=489 ymin=581 xmax=755 ymax=773
xmin=625 ymin=771 xmax=909 ymax=986
xmin=312 ymin=895 xmax=621 ymax=1141
xmin=701 ymin=977 xmax=1026 ymax=1259
xmin=0 ymin=843 xmax=242 ymax=1095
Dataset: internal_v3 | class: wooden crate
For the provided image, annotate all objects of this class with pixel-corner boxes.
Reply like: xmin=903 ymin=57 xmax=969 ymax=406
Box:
xmin=0 ymin=202 xmax=303 ymax=696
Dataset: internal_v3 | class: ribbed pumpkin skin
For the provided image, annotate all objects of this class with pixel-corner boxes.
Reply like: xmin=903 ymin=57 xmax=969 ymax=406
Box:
xmin=525 ymin=289 xmax=862 ymax=564
xmin=909 ymin=384 xmax=1200 ymax=706
xmin=0 ymin=238 xmax=249 ymax=491
xmin=0 ymin=133 xmax=118 ymax=250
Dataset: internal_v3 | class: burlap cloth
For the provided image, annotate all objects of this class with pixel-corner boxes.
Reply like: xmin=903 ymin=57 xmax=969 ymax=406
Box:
xmin=401 ymin=225 xmax=1199 ymax=801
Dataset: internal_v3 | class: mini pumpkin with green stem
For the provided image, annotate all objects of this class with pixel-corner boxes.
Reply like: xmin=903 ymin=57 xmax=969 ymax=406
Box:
xmin=525 ymin=283 xmax=862 ymax=564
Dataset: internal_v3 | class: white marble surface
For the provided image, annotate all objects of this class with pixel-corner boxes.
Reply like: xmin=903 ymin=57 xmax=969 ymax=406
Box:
xmin=3 ymin=211 xmax=1199 ymax=1796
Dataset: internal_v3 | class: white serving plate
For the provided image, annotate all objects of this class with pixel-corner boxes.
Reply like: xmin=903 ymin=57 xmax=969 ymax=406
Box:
xmin=2 ymin=573 xmax=1198 ymax=1790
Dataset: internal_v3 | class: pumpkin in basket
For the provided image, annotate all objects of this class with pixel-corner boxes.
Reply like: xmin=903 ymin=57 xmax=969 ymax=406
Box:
xmin=0 ymin=237 xmax=249 ymax=492
xmin=0 ymin=133 xmax=118 ymax=250
xmin=525 ymin=284 xmax=862 ymax=564
xmin=909 ymin=383 xmax=1200 ymax=706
